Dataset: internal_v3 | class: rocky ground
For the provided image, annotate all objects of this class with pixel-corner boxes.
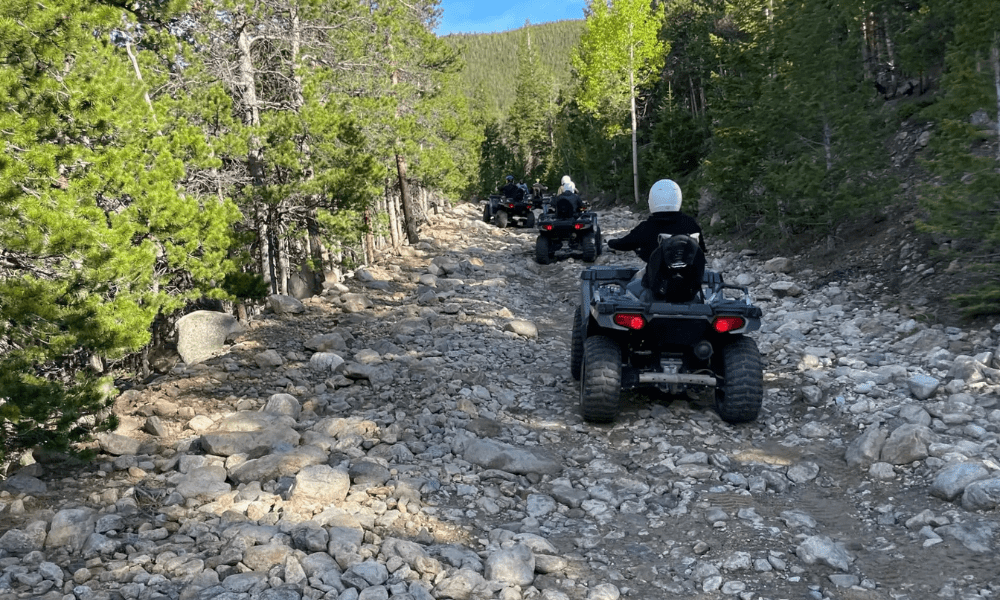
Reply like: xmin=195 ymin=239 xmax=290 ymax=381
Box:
xmin=2 ymin=201 xmax=1000 ymax=600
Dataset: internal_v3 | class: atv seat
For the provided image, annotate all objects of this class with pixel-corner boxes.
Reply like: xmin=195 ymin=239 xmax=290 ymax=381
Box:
xmin=555 ymin=196 xmax=579 ymax=219
xmin=641 ymin=234 xmax=706 ymax=303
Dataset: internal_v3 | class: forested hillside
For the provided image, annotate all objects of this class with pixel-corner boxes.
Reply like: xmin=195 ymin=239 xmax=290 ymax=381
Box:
xmin=1 ymin=0 xmax=999 ymax=461
xmin=443 ymin=20 xmax=584 ymax=122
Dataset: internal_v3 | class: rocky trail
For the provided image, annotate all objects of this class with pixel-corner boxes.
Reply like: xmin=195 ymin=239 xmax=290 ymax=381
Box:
xmin=2 ymin=202 xmax=1000 ymax=600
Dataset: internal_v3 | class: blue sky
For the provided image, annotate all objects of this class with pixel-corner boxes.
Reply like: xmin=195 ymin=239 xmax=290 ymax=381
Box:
xmin=435 ymin=0 xmax=587 ymax=36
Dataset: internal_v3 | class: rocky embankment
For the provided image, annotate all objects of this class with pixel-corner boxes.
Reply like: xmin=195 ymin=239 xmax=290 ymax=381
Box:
xmin=2 ymin=202 xmax=1000 ymax=600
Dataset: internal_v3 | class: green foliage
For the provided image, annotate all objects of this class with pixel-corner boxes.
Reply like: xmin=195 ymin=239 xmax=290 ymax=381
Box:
xmin=0 ymin=0 xmax=239 ymax=463
xmin=445 ymin=21 xmax=583 ymax=122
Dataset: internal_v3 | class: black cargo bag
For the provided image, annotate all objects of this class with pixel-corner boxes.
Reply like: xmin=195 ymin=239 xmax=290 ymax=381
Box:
xmin=642 ymin=234 xmax=706 ymax=302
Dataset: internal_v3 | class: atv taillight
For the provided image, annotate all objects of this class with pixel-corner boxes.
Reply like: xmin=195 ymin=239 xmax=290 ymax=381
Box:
xmin=574 ymin=223 xmax=584 ymax=230
xmin=614 ymin=313 xmax=646 ymax=330
xmin=543 ymin=224 xmax=553 ymax=231
xmin=507 ymin=203 xmax=514 ymax=208
xmin=712 ymin=316 xmax=745 ymax=333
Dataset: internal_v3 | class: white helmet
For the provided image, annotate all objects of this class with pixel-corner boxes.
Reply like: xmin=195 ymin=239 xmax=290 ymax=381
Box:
xmin=648 ymin=179 xmax=682 ymax=213
xmin=564 ymin=182 xmax=576 ymax=193
xmin=561 ymin=175 xmax=572 ymax=185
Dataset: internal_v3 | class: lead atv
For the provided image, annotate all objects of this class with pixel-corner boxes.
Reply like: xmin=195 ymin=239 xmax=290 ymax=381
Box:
xmin=483 ymin=193 xmax=537 ymax=229
xmin=571 ymin=235 xmax=764 ymax=424
xmin=535 ymin=195 xmax=602 ymax=264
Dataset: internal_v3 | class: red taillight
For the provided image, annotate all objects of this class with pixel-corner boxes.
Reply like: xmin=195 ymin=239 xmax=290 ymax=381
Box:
xmin=543 ymin=224 xmax=553 ymax=231
xmin=713 ymin=316 xmax=745 ymax=333
xmin=507 ymin=203 xmax=515 ymax=208
xmin=614 ymin=313 xmax=646 ymax=330
xmin=574 ymin=223 xmax=583 ymax=230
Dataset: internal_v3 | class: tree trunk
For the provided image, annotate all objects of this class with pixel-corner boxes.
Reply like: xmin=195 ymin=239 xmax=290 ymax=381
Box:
xmin=395 ymin=153 xmax=420 ymax=244
xmin=992 ymin=40 xmax=1000 ymax=164
xmin=306 ymin=209 xmax=326 ymax=295
xmin=364 ymin=208 xmax=375 ymax=265
xmin=629 ymin=43 xmax=640 ymax=206
xmin=386 ymin=189 xmax=401 ymax=249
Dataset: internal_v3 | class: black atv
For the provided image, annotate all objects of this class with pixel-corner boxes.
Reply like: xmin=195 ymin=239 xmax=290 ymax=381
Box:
xmin=483 ymin=193 xmax=537 ymax=229
xmin=534 ymin=195 xmax=602 ymax=264
xmin=571 ymin=237 xmax=764 ymax=424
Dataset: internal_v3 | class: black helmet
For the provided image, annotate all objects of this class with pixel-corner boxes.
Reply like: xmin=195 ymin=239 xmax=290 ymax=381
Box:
xmin=505 ymin=175 xmax=514 ymax=182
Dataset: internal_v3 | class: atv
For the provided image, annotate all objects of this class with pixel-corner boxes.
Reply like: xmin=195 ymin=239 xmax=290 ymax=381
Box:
xmin=571 ymin=236 xmax=764 ymax=424
xmin=483 ymin=193 xmax=537 ymax=229
xmin=535 ymin=195 xmax=602 ymax=264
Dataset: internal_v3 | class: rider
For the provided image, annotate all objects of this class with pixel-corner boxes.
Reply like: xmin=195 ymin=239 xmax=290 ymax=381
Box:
xmin=553 ymin=181 xmax=583 ymax=218
xmin=607 ymin=179 xmax=706 ymax=262
xmin=500 ymin=175 xmax=524 ymax=201
xmin=557 ymin=175 xmax=574 ymax=195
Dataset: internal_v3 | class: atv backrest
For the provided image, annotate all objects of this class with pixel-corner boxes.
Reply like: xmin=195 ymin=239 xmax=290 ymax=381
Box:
xmin=555 ymin=196 xmax=578 ymax=219
xmin=642 ymin=234 xmax=706 ymax=303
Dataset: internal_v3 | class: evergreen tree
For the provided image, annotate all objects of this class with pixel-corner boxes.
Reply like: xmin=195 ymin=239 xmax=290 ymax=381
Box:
xmin=918 ymin=0 xmax=1000 ymax=316
xmin=508 ymin=25 xmax=554 ymax=183
xmin=0 ymin=0 xmax=239 ymax=463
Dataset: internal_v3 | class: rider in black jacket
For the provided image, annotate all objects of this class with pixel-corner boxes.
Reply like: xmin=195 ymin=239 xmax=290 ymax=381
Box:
xmin=500 ymin=175 xmax=524 ymax=201
xmin=607 ymin=179 xmax=706 ymax=262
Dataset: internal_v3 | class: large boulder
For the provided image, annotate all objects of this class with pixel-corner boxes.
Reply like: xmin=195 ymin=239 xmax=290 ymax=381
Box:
xmin=176 ymin=310 xmax=245 ymax=365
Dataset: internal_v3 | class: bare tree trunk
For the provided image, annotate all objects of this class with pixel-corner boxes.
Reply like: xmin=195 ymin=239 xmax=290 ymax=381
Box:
xmin=992 ymin=40 xmax=1000 ymax=164
xmin=882 ymin=13 xmax=898 ymax=93
xmin=386 ymin=189 xmax=401 ymax=249
xmin=125 ymin=40 xmax=157 ymax=126
xmin=238 ymin=20 xmax=271 ymax=292
xmin=395 ymin=153 xmax=420 ymax=244
xmin=306 ymin=209 xmax=325 ymax=294
xmin=629 ymin=42 xmax=640 ymax=206
xmin=364 ymin=208 xmax=376 ymax=265
xmin=861 ymin=14 xmax=873 ymax=81
xmin=823 ymin=118 xmax=833 ymax=172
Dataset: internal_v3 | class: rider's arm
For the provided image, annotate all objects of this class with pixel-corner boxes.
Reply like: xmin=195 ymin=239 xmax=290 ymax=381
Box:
xmin=607 ymin=222 xmax=648 ymax=251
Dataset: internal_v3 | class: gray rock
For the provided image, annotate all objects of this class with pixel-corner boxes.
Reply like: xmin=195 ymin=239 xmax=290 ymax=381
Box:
xmin=310 ymin=352 xmax=345 ymax=372
xmin=262 ymin=393 xmax=302 ymax=419
xmin=961 ymin=478 xmax=1000 ymax=511
xmin=97 ymin=432 xmax=143 ymax=456
xmin=46 ymin=507 xmax=97 ymax=553
xmin=267 ymin=294 xmax=306 ymax=315
xmin=908 ymin=374 xmax=940 ymax=400
xmin=175 ymin=465 xmax=231 ymax=501
xmin=795 ymin=535 xmax=853 ymax=572
xmin=175 ymin=310 xmax=244 ymax=365
xmin=242 ymin=542 xmax=292 ymax=572
xmin=433 ymin=568 xmax=489 ymax=600
xmin=463 ymin=439 xmax=562 ymax=475
xmin=1 ymin=474 xmax=47 ymax=495
xmin=484 ymin=543 xmax=534 ymax=586
xmin=228 ymin=445 xmax=328 ymax=485
xmin=845 ymin=427 xmax=886 ymax=468
xmin=504 ymin=320 xmax=538 ymax=338
xmin=290 ymin=464 xmax=351 ymax=507
xmin=930 ymin=462 xmax=992 ymax=501
xmin=255 ymin=349 xmax=285 ymax=368
xmin=200 ymin=427 xmax=300 ymax=457
xmin=304 ymin=333 xmax=347 ymax=352
xmin=880 ymin=424 xmax=935 ymax=465
xmin=0 ymin=521 xmax=47 ymax=555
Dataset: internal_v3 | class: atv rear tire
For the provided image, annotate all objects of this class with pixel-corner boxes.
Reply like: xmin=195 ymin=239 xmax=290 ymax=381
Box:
xmin=535 ymin=236 xmax=551 ymax=265
xmin=496 ymin=210 xmax=509 ymax=228
xmin=570 ymin=308 xmax=584 ymax=380
xmin=525 ymin=211 xmax=536 ymax=229
xmin=715 ymin=336 xmax=764 ymax=423
xmin=581 ymin=233 xmax=597 ymax=262
xmin=482 ymin=204 xmax=492 ymax=223
xmin=595 ymin=230 xmax=603 ymax=257
xmin=580 ymin=335 xmax=621 ymax=423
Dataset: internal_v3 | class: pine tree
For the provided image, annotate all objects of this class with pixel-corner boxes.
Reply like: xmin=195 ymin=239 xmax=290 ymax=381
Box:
xmin=918 ymin=0 xmax=1000 ymax=316
xmin=0 ymin=0 xmax=239 ymax=463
